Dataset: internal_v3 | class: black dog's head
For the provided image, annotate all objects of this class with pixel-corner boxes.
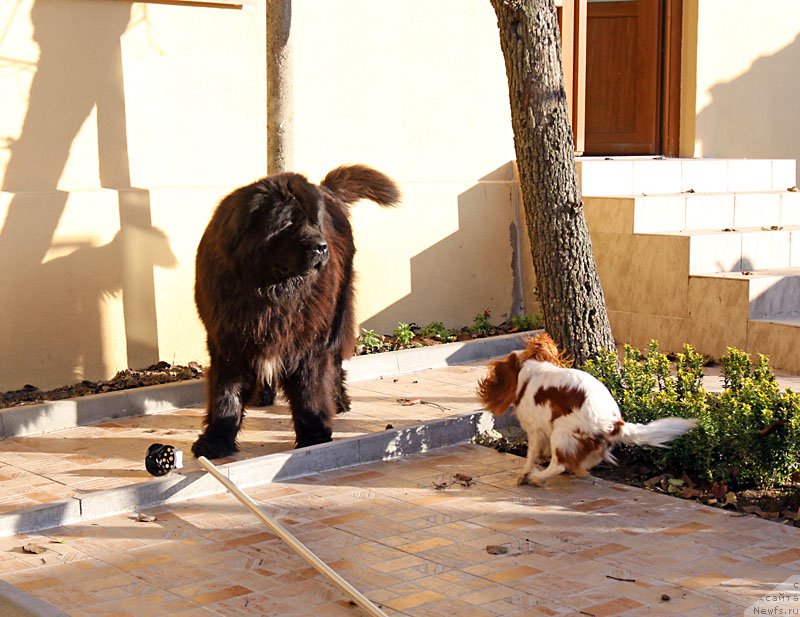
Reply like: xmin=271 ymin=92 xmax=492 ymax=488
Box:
xmin=219 ymin=173 xmax=330 ymax=286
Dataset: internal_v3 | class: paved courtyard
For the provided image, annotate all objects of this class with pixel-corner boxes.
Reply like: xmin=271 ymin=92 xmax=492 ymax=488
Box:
xmin=2 ymin=444 xmax=799 ymax=616
xmin=0 ymin=361 xmax=798 ymax=616
xmin=0 ymin=365 xmax=486 ymax=515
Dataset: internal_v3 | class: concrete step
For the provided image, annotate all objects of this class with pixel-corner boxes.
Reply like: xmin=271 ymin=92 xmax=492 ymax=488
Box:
xmin=693 ymin=269 xmax=800 ymax=320
xmin=605 ymin=268 xmax=800 ymax=365
xmin=747 ymin=317 xmax=800 ymax=373
xmin=591 ymin=226 xmax=800 ymax=320
xmin=577 ymin=157 xmax=797 ymax=197
xmin=585 ymin=190 xmax=800 ymax=234
xmin=677 ymin=226 xmax=800 ymax=274
xmin=606 ymin=308 xmax=800 ymax=374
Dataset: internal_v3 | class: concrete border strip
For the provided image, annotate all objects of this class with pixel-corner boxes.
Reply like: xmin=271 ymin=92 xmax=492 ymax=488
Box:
xmin=0 ymin=579 xmax=70 ymax=617
xmin=0 ymin=409 xmax=518 ymax=537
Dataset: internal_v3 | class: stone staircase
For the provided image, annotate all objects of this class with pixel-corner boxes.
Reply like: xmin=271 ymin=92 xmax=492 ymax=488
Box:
xmin=578 ymin=157 xmax=800 ymax=372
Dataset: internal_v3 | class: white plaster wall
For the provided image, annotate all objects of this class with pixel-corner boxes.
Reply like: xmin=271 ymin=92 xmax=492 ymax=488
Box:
xmin=688 ymin=0 xmax=800 ymax=179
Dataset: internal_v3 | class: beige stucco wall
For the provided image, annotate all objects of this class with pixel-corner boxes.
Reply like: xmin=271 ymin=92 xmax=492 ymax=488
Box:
xmin=289 ymin=0 xmax=534 ymax=332
xmin=681 ymin=0 xmax=800 ymax=179
xmin=0 ymin=0 xmax=268 ymax=390
xmin=0 ymin=0 xmax=534 ymax=391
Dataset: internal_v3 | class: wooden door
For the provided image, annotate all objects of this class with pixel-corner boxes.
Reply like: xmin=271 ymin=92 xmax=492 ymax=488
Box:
xmin=584 ymin=0 xmax=662 ymax=155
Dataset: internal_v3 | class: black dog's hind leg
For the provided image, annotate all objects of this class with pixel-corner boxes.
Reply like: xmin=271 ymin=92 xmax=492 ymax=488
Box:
xmin=283 ymin=354 xmax=336 ymax=448
xmin=254 ymin=382 xmax=276 ymax=407
xmin=334 ymin=362 xmax=350 ymax=415
xmin=192 ymin=358 xmax=254 ymax=459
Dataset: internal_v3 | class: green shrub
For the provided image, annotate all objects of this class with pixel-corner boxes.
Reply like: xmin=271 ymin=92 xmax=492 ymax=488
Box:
xmin=419 ymin=321 xmax=457 ymax=342
xmin=582 ymin=342 xmax=800 ymax=489
xmin=357 ymin=329 xmax=384 ymax=354
xmin=510 ymin=313 xmax=543 ymax=332
xmin=392 ymin=323 xmax=415 ymax=349
xmin=470 ymin=309 xmax=494 ymax=336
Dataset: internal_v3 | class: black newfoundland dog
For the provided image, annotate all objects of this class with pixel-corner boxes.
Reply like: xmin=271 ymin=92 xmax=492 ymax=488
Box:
xmin=191 ymin=165 xmax=400 ymax=459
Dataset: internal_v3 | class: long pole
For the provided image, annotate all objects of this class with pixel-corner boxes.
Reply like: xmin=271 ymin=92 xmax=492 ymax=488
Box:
xmin=196 ymin=457 xmax=388 ymax=617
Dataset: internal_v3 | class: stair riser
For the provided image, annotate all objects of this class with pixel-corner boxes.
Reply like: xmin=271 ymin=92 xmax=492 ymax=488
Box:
xmin=578 ymin=158 xmax=796 ymax=197
xmin=596 ymin=226 xmax=800 ymax=285
xmin=593 ymin=230 xmax=800 ymax=323
xmin=748 ymin=277 xmax=800 ymax=320
xmin=688 ymin=231 xmax=798 ymax=274
xmin=585 ymin=192 xmax=800 ymax=234
xmin=747 ymin=320 xmax=800 ymax=372
xmin=609 ymin=308 xmax=800 ymax=373
xmin=592 ymin=232 xmax=690 ymax=318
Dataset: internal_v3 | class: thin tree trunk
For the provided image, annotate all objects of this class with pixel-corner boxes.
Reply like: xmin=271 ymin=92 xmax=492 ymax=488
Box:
xmin=267 ymin=0 xmax=293 ymax=174
xmin=491 ymin=0 xmax=614 ymax=364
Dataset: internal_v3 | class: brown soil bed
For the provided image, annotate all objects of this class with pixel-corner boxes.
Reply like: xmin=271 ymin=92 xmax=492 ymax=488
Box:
xmin=0 ymin=362 xmax=204 ymax=410
xmin=0 ymin=320 xmax=537 ymax=410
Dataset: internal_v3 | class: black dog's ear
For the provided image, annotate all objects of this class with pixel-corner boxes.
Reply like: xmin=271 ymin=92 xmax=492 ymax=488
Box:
xmin=207 ymin=184 xmax=271 ymax=275
xmin=214 ymin=189 xmax=257 ymax=264
xmin=286 ymin=174 xmax=323 ymax=210
xmin=247 ymin=193 xmax=264 ymax=214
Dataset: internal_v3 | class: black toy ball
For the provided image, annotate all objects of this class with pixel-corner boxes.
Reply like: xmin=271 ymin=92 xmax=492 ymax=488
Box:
xmin=145 ymin=443 xmax=183 ymax=476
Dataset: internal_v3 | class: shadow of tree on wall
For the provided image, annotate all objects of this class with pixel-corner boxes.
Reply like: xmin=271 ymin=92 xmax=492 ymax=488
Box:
xmin=0 ymin=0 xmax=176 ymax=390
xmin=361 ymin=163 xmax=533 ymax=333
xmin=696 ymin=32 xmax=800 ymax=180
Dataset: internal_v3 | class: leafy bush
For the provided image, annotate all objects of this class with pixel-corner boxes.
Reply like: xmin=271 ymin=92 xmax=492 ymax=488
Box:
xmin=357 ymin=329 xmax=384 ymax=354
xmin=470 ymin=309 xmax=494 ymax=336
xmin=582 ymin=342 xmax=800 ymax=489
xmin=418 ymin=321 xmax=457 ymax=342
xmin=510 ymin=313 xmax=543 ymax=331
xmin=392 ymin=323 xmax=415 ymax=349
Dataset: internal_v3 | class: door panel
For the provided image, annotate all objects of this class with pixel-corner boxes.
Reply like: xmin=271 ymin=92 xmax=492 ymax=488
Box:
xmin=584 ymin=0 xmax=662 ymax=155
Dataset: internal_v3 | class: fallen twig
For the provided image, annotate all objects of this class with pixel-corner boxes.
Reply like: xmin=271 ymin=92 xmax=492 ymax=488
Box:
xmin=396 ymin=397 xmax=451 ymax=411
xmin=606 ymin=574 xmax=636 ymax=583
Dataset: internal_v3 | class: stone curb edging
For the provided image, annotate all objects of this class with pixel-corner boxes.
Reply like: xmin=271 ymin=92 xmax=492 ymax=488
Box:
xmin=343 ymin=330 xmax=533 ymax=382
xmin=0 ymin=579 xmax=70 ymax=617
xmin=0 ymin=380 xmax=207 ymax=441
xmin=0 ymin=331 xmax=535 ymax=440
xmin=0 ymin=409 xmax=518 ymax=537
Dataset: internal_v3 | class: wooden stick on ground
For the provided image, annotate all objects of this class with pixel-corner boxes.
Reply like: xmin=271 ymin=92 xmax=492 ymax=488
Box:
xmin=196 ymin=456 xmax=388 ymax=617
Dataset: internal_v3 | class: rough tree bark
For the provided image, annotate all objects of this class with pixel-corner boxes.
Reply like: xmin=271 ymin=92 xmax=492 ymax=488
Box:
xmin=491 ymin=0 xmax=614 ymax=364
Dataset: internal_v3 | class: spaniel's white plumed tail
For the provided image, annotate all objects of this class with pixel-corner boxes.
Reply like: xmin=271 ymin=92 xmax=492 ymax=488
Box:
xmin=615 ymin=418 xmax=698 ymax=448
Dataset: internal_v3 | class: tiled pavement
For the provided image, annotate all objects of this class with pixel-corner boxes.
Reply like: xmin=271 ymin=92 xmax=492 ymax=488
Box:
xmin=1 ymin=444 xmax=799 ymax=616
xmin=0 ymin=361 xmax=799 ymax=615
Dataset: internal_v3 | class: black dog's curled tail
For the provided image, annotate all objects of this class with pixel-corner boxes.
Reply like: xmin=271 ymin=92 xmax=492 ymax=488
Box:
xmin=322 ymin=164 xmax=401 ymax=207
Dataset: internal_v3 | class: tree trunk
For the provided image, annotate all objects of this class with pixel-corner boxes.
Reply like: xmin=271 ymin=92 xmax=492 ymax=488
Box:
xmin=491 ymin=0 xmax=614 ymax=364
xmin=267 ymin=0 xmax=293 ymax=174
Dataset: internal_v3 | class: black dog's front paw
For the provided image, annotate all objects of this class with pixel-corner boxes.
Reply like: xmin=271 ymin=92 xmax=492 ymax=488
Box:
xmin=294 ymin=431 xmax=333 ymax=449
xmin=191 ymin=433 xmax=239 ymax=459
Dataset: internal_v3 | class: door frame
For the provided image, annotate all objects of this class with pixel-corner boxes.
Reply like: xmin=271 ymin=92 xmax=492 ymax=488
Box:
xmin=557 ymin=0 xmax=682 ymax=157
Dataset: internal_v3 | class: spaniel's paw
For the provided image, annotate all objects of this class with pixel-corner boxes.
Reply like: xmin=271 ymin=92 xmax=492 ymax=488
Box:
xmin=521 ymin=472 xmax=549 ymax=487
xmin=517 ymin=473 xmax=542 ymax=486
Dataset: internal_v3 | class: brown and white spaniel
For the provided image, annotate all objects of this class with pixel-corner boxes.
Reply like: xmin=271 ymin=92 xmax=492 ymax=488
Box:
xmin=478 ymin=333 xmax=697 ymax=485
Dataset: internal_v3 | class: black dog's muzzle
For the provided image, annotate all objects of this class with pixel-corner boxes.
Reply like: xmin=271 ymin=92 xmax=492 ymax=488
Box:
xmin=307 ymin=241 xmax=329 ymax=271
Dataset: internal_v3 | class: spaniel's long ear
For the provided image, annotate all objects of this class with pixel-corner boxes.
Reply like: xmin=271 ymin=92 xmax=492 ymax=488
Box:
xmin=477 ymin=353 xmax=521 ymax=416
